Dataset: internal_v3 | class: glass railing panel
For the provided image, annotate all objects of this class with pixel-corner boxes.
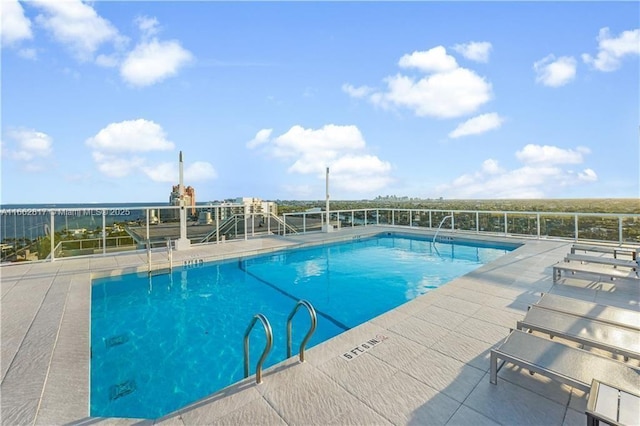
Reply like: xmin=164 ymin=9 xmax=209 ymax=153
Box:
xmin=452 ymin=212 xmax=475 ymax=232
xmin=305 ymin=213 xmax=323 ymax=232
xmin=396 ymin=210 xmax=410 ymax=226
xmin=376 ymin=210 xmax=391 ymax=225
xmin=477 ymin=212 xmax=504 ymax=234
xmin=431 ymin=211 xmax=453 ymax=230
xmin=0 ymin=209 xmax=55 ymax=262
xmin=353 ymin=210 xmax=366 ymax=227
xmin=622 ymin=216 xmax=640 ymax=244
xmin=577 ymin=215 xmax=619 ymax=243
xmin=540 ymin=214 xmax=574 ymax=239
xmin=411 ymin=212 xmax=429 ymax=228
xmin=506 ymin=213 xmax=538 ymax=237
xmin=366 ymin=210 xmax=378 ymax=226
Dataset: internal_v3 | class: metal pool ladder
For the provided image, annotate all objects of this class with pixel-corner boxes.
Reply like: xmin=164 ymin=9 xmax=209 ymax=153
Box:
xmin=286 ymin=300 xmax=317 ymax=363
xmin=432 ymin=214 xmax=453 ymax=244
xmin=243 ymin=313 xmax=273 ymax=384
xmin=147 ymin=239 xmax=173 ymax=276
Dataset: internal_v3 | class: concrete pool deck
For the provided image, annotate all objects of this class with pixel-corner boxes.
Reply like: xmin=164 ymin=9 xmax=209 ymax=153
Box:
xmin=1 ymin=227 xmax=639 ymax=425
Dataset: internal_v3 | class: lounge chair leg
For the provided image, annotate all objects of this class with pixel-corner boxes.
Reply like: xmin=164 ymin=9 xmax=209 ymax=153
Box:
xmin=490 ymin=351 xmax=498 ymax=385
xmin=529 ymin=370 xmax=535 ymax=376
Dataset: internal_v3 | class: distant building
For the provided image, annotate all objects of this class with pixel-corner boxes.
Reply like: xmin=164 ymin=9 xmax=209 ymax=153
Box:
xmin=169 ymin=185 xmax=196 ymax=218
xmin=200 ymin=197 xmax=277 ymax=223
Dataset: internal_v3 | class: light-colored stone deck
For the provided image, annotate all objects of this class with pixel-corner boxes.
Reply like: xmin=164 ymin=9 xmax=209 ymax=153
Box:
xmin=1 ymin=227 xmax=638 ymax=425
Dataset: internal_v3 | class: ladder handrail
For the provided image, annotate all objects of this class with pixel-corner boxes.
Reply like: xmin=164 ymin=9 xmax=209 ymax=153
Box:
xmin=286 ymin=300 xmax=317 ymax=363
xmin=432 ymin=214 xmax=453 ymax=244
xmin=243 ymin=313 xmax=273 ymax=384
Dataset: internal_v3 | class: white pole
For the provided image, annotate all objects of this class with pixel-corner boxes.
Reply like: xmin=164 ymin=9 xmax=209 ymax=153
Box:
xmin=323 ymin=167 xmax=332 ymax=232
xmin=175 ymin=151 xmax=191 ymax=250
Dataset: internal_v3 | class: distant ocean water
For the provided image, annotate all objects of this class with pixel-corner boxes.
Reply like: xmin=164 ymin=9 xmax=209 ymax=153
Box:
xmin=0 ymin=202 xmax=170 ymax=241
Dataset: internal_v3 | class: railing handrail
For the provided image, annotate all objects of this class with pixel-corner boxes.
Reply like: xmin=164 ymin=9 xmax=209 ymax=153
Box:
xmin=432 ymin=214 xmax=453 ymax=244
xmin=286 ymin=300 xmax=317 ymax=363
xmin=243 ymin=313 xmax=273 ymax=384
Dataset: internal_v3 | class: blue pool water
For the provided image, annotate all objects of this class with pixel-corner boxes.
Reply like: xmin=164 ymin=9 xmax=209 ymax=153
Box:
xmin=91 ymin=234 xmax=515 ymax=418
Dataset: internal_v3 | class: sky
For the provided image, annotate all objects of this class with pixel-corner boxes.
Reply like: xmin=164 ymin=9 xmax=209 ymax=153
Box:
xmin=1 ymin=1 xmax=639 ymax=204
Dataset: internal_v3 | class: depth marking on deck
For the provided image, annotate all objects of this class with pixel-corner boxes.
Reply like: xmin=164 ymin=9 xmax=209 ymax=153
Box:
xmin=341 ymin=334 xmax=388 ymax=361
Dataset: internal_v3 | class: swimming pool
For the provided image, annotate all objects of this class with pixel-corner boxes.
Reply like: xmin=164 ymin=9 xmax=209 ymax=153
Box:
xmin=90 ymin=234 xmax=516 ymax=418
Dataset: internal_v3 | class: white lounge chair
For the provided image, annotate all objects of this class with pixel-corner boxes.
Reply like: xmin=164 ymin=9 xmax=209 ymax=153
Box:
xmin=490 ymin=330 xmax=640 ymax=393
xmin=564 ymin=253 xmax=638 ymax=270
xmin=532 ymin=293 xmax=640 ymax=332
xmin=571 ymin=244 xmax=639 ymax=260
xmin=553 ymin=262 xmax=639 ymax=283
xmin=517 ymin=306 xmax=640 ymax=361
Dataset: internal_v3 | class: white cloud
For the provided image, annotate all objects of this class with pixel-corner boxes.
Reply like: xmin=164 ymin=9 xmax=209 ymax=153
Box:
xmin=120 ymin=39 xmax=193 ymax=87
xmin=92 ymin=152 xmax=144 ymax=178
xmin=5 ymin=128 xmax=53 ymax=161
xmin=449 ymin=112 xmax=504 ymax=138
xmin=143 ymin=161 xmax=217 ymax=182
xmin=398 ymin=46 xmax=458 ymax=73
xmin=452 ymin=41 xmax=492 ymax=63
xmin=578 ymin=168 xmax=598 ymax=182
xmin=515 ymin=144 xmax=589 ymax=165
xmin=582 ymin=27 xmax=640 ymax=72
xmin=481 ymin=159 xmax=503 ymax=175
xmin=86 ymin=119 xmax=175 ymax=152
xmin=436 ymin=145 xmax=597 ymax=198
xmin=248 ymin=124 xmax=393 ymax=193
xmin=246 ymin=128 xmax=273 ymax=149
xmin=349 ymin=45 xmax=493 ymax=119
xmin=1 ymin=0 xmax=33 ymax=47
xmin=342 ymin=83 xmax=374 ymax=98
xmin=374 ymin=68 xmax=492 ymax=118
xmin=534 ymin=55 xmax=577 ymax=87
xmin=18 ymin=48 xmax=37 ymax=60
xmin=135 ymin=16 xmax=160 ymax=39
xmin=86 ymin=119 xmax=216 ymax=182
xmin=32 ymin=0 xmax=121 ymax=61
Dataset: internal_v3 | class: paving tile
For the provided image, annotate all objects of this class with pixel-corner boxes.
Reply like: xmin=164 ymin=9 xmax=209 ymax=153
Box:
xmin=388 ymin=315 xmax=451 ymax=347
xmin=358 ymin=371 xmax=460 ymax=425
xmin=430 ymin=331 xmax=497 ymax=371
xmin=563 ymin=408 xmax=587 ymax=426
xmin=411 ymin=305 xmax=469 ymax=331
xmin=445 ymin=405 xmax=500 ymax=426
xmin=432 ymin=295 xmax=483 ymax=316
xmin=208 ymin=397 xmax=286 ymax=425
xmin=568 ymin=388 xmax=588 ymax=413
xmin=261 ymin=366 xmax=367 ymax=425
xmin=369 ymin=308 xmax=411 ymax=329
xmin=318 ymin=351 xmax=398 ymax=395
xmin=465 ymin=373 xmax=566 ymax=425
xmin=470 ymin=305 xmax=524 ymax=328
xmin=496 ymin=363 xmax=572 ymax=406
xmin=403 ymin=348 xmax=485 ymax=403
xmin=177 ymin=384 xmax=262 ymax=424
xmin=368 ymin=330 xmax=429 ymax=370
xmin=455 ymin=317 xmax=511 ymax=345
xmin=327 ymin=403 xmax=393 ymax=425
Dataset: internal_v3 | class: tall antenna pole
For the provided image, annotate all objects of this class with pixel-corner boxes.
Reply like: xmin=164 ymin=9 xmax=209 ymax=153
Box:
xmin=323 ymin=167 xmax=332 ymax=232
xmin=175 ymin=151 xmax=191 ymax=250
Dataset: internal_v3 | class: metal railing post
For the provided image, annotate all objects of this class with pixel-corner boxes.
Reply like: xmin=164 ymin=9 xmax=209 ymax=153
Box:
xmin=504 ymin=212 xmax=508 ymax=236
xmin=102 ymin=209 xmax=107 ymax=255
xmin=50 ymin=211 xmax=55 ymax=262
xmin=574 ymin=214 xmax=578 ymax=241
xmin=537 ymin=213 xmax=541 ymax=239
xmin=619 ymin=216 xmax=623 ymax=244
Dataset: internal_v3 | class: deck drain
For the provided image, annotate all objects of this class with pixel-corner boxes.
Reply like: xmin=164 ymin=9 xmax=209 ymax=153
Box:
xmin=105 ymin=334 xmax=129 ymax=348
xmin=110 ymin=380 xmax=137 ymax=400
